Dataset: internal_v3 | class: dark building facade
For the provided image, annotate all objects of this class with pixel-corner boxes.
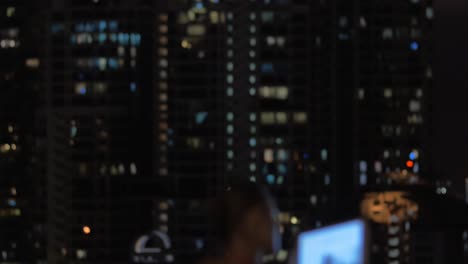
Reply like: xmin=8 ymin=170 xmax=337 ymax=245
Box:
xmin=0 ymin=1 xmax=45 ymax=263
xmin=45 ymin=1 xmax=157 ymax=263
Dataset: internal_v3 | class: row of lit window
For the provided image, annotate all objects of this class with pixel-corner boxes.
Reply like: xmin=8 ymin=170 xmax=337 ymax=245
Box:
xmin=95 ymin=163 xmax=137 ymax=176
xmin=158 ymin=14 xmax=169 ymax=177
xmin=0 ymin=143 xmax=17 ymax=153
xmin=260 ymin=112 xmax=307 ymax=125
xmin=357 ymin=88 xmax=423 ymax=100
xmin=75 ymin=57 xmax=127 ymax=71
xmin=71 ymin=32 xmax=141 ymax=46
xmin=0 ymin=39 xmax=18 ymax=49
xmin=74 ymin=20 xmax=119 ymax=33
xmin=249 ymin=13 xmax=259 ymax=181
xmin=225 ymin=12 xmax=234 ymax=173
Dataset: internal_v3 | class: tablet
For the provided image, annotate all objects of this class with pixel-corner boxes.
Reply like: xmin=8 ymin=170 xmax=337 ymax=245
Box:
xmin=297 ymin=219 xmax=368 ymax=264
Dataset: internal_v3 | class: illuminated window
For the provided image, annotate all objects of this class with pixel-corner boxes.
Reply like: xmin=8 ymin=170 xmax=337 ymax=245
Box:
xmin=25 ymin=58 xmax=40 ymax=68
xmin=277 ymin=149 xmax=288 ymax=161
xmin=74 ymin=83 xmax=87 ymax=95
xmin=409 ymin=100 xmax=421 ymax=112
xmin=210 ymin=11 xmax=220 ymax=24
xmin=360 ymin=174 xmax=367 ymax=186
xmin=250 ymin=38 xmax=257 ymax=46
xmin=227 ymin=125 xmax=234 ymax=134
xmin=187 ymin=137 xmax=202 ymax=149
xmin=259 ymin=86 xmax=288 ymax=100
xmin=260 ymin=112 xmax=275 ymax=125
xmin=249 ymin=75 xmax=256 ymax=84
xmin=249 ymin=138 xmax=257 ymax=147
xmin=261 ymin=63 xmax=274 ymax=73
xmin=321 ymin=149 xmax=328 ymax=161
xmin=159 ymin=25 xmax=168 ymax=33
xmin=128 ymin=163 xmax=137 ymax=175
xmin=187 ymin=24 xmax=206 ymax=36
xmin=426 ymin=7 xmax=434 ymax=19
xmin=249 ymin=126 xmax=256 ymax=134
xmin=261 ymin=11 xmax=274 ymax=23
xmin=276 ymin=112 xmax=287 ymax=124
xmin=249 ymin=13 xmax=256 ymax=21
xmin=76 ymin=249 xmax=87 ymax=259
xmin=382 ymin=28 xmax=393 ymax=40
xmin=159 ymin=14 xmax=168 ymax=22
xmin=226 ymin=62 xmax=234 ymax=71
xmin=360 ymin=17 xmax=367 ymax=28
xmin=227 ymin=37 xmax=233 ymax=45
xmin=293 ymin=112 xmax=307 ymax=124
xmin=357 ymin=88 xmax=365 ymax=100
xmin=227 ymin=74 xmax=234 ymax=84
xmin=384 ymin=88 xmax=392 ymax=98
xmin=227 ymin=150 xmax=234 ymax=159
xmin=359 ymin=161 xmax=367 ymax=172
xmin=160 ymin=36 xmax=168 ymax=45
xmin=226 ymin=87 xmax=233 ymax=96
xmin=195 ymin=112 xmax=208 ymax=124
xmin=250 ymin=25 xmax=256 ymax=34
xmin=374 ymin=161 xmax=382 ymax=173
xmin=249 ymin=113 xmax=256 ymax=122
xmin=264 ymin=149 xmax=274 ymax=163
xmin=249 ymin=63 xmax=256 ymax=71
xmin=324 ymin=174 xmax=331 ymax=186
xmin=159 ymin=48 xmax=168 ymax=57
xmin=6 ymin=7 xmax=15 ymax=18
xmin=276 ymin=36 xmax=286 ymax=47
xmin=249 ymin=51 xmax=256 ymax=58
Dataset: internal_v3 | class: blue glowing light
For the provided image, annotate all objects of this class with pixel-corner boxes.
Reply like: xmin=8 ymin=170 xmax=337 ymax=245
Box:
xmin=195 ymin=2 xmax=204 ymax=9
xmin=409 ymin=152 xmax=416 ymax=160
xmin=249 ymin=138 xmax=257 ymax=147
xmin=278 ymin=164 xmax=287 ymax=174
xmin=7 ymin=199 xmax=16 ymax=207
xmin=98 ymin=33 xmax=107 ymax=43
xmin=109 ymin=21 xmax=118 ymax=31
xmin=108 ymin=58 xmax=118 ymax=69
xmin=78 ymin=86 xmax=87 ymax=95
xmin=261 ymin=63 xmax=274 ymax=73
xmin=98 ymin=21 xmax=107 ymax=32
xmin=130 ymin=82 xmax=137 ymax=92
xmin=195 ymin=112 xmax=208 ymax=124
xmin=266 ymin=174 xmax=275 ymax=184
xmin=410 ymin=41 xmax=419 ymax=51
xmin=130 ymin=33 xmax=141 ymax=46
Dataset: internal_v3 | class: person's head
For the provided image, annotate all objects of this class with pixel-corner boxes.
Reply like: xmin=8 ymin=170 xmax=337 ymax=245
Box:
xmin=212 ymin=183 xmax=281 ymax=255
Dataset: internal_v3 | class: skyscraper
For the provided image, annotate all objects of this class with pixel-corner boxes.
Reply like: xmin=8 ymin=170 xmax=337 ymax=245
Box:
xmin=152 ymin=1 xmax=337 ymax=262
xmin=0 ymin=1 xmax=45 ymax=263
xmin=45 ymin=1 xmax=157 ymax=262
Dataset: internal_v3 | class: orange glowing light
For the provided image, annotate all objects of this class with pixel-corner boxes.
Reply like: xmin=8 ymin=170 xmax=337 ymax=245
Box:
xmin=82 ymin=226 xmax=91 ymax=235
xmin=406 ymin=160 xmax=414 ymax=168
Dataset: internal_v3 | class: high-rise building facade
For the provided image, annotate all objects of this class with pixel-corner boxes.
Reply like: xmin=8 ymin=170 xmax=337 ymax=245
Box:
xmin=152 ymin=0 xmax=337 ymax=262
xmin=0 ymin=1 xmax=45 ymax=263
xmin=45 ymin=1 xmax=157 ymax=263
xmin=352 ymin=0 xmax=433 ymax=188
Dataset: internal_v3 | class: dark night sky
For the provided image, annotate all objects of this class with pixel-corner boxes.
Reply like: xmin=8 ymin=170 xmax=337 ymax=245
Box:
xmin=433 ymin=0 xmax=468 ymax=195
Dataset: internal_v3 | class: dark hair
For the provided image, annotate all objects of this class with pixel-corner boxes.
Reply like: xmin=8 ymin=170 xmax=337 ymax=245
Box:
xmin=208 ymin=183 xmax=271 ymax=254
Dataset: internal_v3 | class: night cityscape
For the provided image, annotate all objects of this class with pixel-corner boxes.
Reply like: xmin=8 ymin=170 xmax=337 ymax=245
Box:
xmin=0 ymin=0 xmax=467 ymax=263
